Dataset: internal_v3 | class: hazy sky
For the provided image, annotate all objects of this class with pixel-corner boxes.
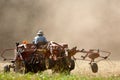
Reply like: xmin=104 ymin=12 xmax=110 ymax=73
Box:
xmin=0 ymin=0 xmax=120 ymax=59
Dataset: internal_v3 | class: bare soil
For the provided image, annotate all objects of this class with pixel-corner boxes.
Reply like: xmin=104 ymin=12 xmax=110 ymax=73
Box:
xmin=0 ymin=60 xmax=120 ymax=77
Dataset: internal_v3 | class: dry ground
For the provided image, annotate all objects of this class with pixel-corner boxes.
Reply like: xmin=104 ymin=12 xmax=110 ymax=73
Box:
xmin=71 ymin=60 xmax=120 ymax=77
xmin=0 ymin=60 xmax=120 ymax=77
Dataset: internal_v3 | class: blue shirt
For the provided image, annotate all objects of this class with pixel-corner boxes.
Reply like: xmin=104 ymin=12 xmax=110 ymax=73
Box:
xmin=33 ymin=35 xmax=47 ymax=44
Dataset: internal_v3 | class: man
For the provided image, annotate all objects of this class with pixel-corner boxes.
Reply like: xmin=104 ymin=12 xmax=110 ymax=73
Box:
xmin=33 ymin=30 xmax=48 ymax=48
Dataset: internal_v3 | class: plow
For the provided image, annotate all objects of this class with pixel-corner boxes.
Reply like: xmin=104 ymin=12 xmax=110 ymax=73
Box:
xmin=1 ymin=41 xmax=111 ymax=74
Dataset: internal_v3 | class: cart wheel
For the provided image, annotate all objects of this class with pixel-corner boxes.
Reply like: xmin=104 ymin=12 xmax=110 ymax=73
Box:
xmin=4 ymin=65 xmax=10 ymax=72
xmin=69 ymin=59 xmax=75 ymax=71
xmin=90 ymin=62 xmax=98 ymax=73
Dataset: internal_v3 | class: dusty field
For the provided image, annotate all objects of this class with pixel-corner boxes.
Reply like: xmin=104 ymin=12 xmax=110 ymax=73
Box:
xmin=71 ymin=60 xmax=120 ymax=77
xmin=0 ymin=60 xmax=120 ymax=77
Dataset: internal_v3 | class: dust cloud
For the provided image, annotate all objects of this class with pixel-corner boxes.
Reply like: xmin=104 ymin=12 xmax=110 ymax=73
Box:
xmin=0 ymin=0 xmax=120 ymax=60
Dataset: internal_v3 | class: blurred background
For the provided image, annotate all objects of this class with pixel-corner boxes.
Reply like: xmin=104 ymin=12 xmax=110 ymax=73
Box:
xmin=0 ymin=0 xmax=120 ymax=60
